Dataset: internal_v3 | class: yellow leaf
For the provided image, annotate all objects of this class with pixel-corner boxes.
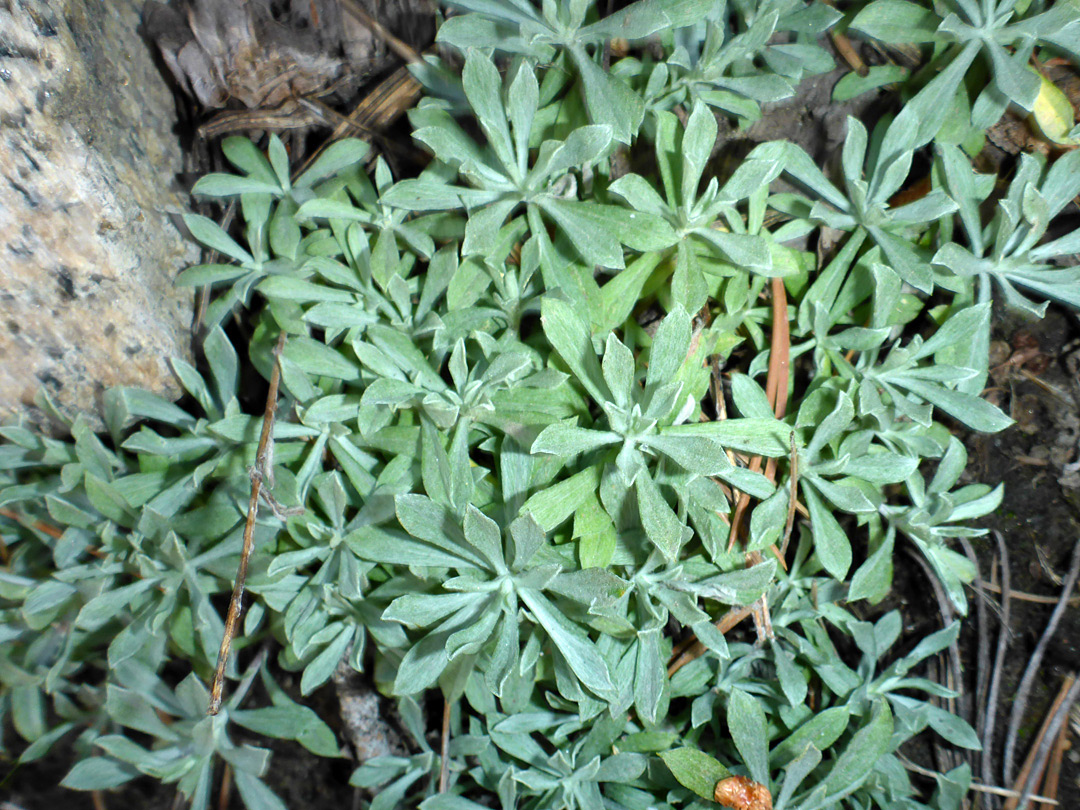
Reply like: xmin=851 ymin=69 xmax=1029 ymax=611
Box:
xmin=1029 ymin=70 xmax=1079 ymax=145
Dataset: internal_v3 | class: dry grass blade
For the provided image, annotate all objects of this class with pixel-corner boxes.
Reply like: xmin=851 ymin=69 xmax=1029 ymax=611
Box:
xmin=1006 ymin=674 xmax=1080 ymax=810
xmin=980 ymin=581 xmax=1080 ymax=607
xmin=1003 ymin=539 xmax=1080 ymax=784
xmin=207 ymin=331 xmax=288 ymax=715
xmin=337 ymin=0 xmax=422 ymax=65
xmin=897 ymin=757 xmax=1059 ymax=806
xmin=1037 ymin=722 xmax=1068 ymax=810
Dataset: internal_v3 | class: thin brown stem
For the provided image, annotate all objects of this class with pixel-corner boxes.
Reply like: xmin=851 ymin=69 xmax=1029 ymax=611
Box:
xmin=1006 ymin=674 xmax=1080 ymax=810
xmin=1037 ymin=722 xmax=1067 ymax=810
xmin=218 ymin=763 xmax=233 ymax=810
xmin=667 ymin=606 xmax=754 ymax=676
xmin=1003 ymin=539 xmax=1080 ymax=785
xmin=896 ymin=756 xmax=1059 ymax=806
xmin=208 ymin=331 xmax=288 ymax=715
xmin=979 ymin=581 xmax=1079 ymax=606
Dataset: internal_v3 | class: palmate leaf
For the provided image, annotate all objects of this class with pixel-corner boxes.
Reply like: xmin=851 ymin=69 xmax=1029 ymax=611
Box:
xmin=383 ymin=52 xmax=674 ymax=270
xmin=852 ymin=0 xmax=1078 ymax=113
xmin=438 ymin=0 xmax=713 ymax=142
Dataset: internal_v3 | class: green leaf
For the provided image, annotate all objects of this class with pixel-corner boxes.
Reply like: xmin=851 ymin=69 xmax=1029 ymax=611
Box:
xmin=850 ymin=0 xmax=942 ymax=43
xmin=728 ymin=688 xmax=770 ymax=785
xmin=806 ymin=486 xmax=852 ymax=580
xmin=182 ymin=214 xmax=254 ymax=264
xmin=833 ymin=65 xmax=910 ymax=102
xmin=61 ymin=757 xmax=140 ymax=790
xmin=770 ymin=706 xmax=850 ymax=767
xmin=234 ymin=768 xmax=289 ymax=810
xmin=636 ymin=471 xmax=688 ymax=561
xmin=848 ymin=528 xmax=895 ymax=603
xmin=522 ymin=465 xmax=602 ymax=532
xmin=660 ymin=747 xmax=732 ymax=800
xmin=816 ymin=700 xmax=893 ymax=801
xmin=541 ymin=297 xmax=610 ymax=404
xmin=518 ymin=589 xmax=616 ymax=701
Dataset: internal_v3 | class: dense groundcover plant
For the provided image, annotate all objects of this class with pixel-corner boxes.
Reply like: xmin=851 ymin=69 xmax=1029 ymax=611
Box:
xmin=3 ymin=0 xmax=1080 ymax=807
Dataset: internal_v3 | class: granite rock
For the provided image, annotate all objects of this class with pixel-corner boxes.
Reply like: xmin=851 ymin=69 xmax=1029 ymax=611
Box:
xmin=0 ymin=0 xmax=196 ymax=432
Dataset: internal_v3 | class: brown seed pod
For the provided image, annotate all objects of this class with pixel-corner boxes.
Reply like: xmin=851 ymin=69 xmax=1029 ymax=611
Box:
xmin=713 ymin=775 xmax=773 ymax=810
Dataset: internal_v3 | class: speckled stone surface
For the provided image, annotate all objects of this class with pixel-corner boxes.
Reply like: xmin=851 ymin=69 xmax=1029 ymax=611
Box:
xmin=0 ymin=0 xmax=196 ymax=431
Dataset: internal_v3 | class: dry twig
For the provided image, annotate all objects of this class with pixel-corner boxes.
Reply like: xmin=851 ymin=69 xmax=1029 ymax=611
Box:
xmin=1002 ymin=539 xmax=1080 ymax=785
xmin=896 ymin=756 xmax=1059 ymax=806
xmin=1007 ymin=674 xmax=1080 ymax=810
xmin=208 ymin=331 xmax=288 ymax=715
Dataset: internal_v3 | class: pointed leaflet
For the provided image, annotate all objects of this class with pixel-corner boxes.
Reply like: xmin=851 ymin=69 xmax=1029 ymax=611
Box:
xmin=540 ymin=297 xmax=610 ymax=404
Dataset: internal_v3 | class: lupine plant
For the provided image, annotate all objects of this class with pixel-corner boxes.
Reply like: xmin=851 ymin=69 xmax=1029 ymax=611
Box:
xmin=2 ymin=0 xmax=1079 ymax=808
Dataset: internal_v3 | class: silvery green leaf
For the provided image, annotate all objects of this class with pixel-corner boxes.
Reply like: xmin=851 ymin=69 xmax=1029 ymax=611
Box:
xmin=520 ymin=466 xmax=601 ymax=532
xmin=806 ymin=486 xmax=851 ymax=580
xmin=646 ymin=306 xmax=691 ymax=391
xmin=462 ymin=51 xmax=516 ymax=175
xmin=814 ymin=700 xmax=893 ymax=802
xmin=985 ymin=39 xmax=1040 ymax=110
xmin=222 ymin=136 xmax=278 ymax=184
xmin=833 ymin=65 xmax=910 ymax=102
xmin=850 ymin=0 xmax=942 ymax=43
xmin=748 ymin=485 xmax=787 ymax=552
xmin=811 ymin=477 xmax=876 ymax=514
xmin=660 ymin=747 xmax=732 ymax=800
xmin=728 ymin=688 xmax=770 ymax=785
xmin=608 ymin=174 xmax=669 ymax=216
xmin=775 ymin=743 xmax=822 ymax=808
xmin=234 ymin=768 xmax=289 ymax=810
xmin=518 ymin=589 xmax=616 ymax=701
xmin=869 ymin=226 xmax=934 ymax=293
xmin=681 ymin=101 xmax=717 ymax=207
xmin=633 ymin=627 xmax=665 ymax=724
xmin=730 ymin=373 xmax=774 ymax=420
xmin=294 ymin=139 xmax=369 ymax=188
xmin=446 ymin=599 xmax=502 ymax=659
xmin=540 ymin=297 xmax=610 ymax=403
xmin=578 ymin=0 xmax=711 ymax=41
xmin=182 ymin=214 xmax=255 ymax=264
xmin=531 ymin=421 xmax=620 ymax=457
xmin=890 ymin=374 xmax=1012 ymax=433
xmin=567 ymin=45 xmax=643 ymax=144
xmin=639 ymin=433 xmax=728 ymax=476
xmin=695 ymin=229 xmax=774 ymax=273
xmin=531 ymin=124 xmax=613 ymax=180
xmin=665 ymin=419 xmax=792 ymax=456
xmin=193 ymin=174 xmax=283 ymax=197
xmin=395 ymin=495 xmax=488 ymax=569
xmin=635 ymin=470 xmax=689 ymax=560
xmin=770 ymin=706 xmax=851 ymax=768
xmin=602 ymin=335 xmax=636 ymax=411
xmin=61 ymin=757 xmax=141 ymax=790
xmin=747 ymin=141 xmax=848 ymax=211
